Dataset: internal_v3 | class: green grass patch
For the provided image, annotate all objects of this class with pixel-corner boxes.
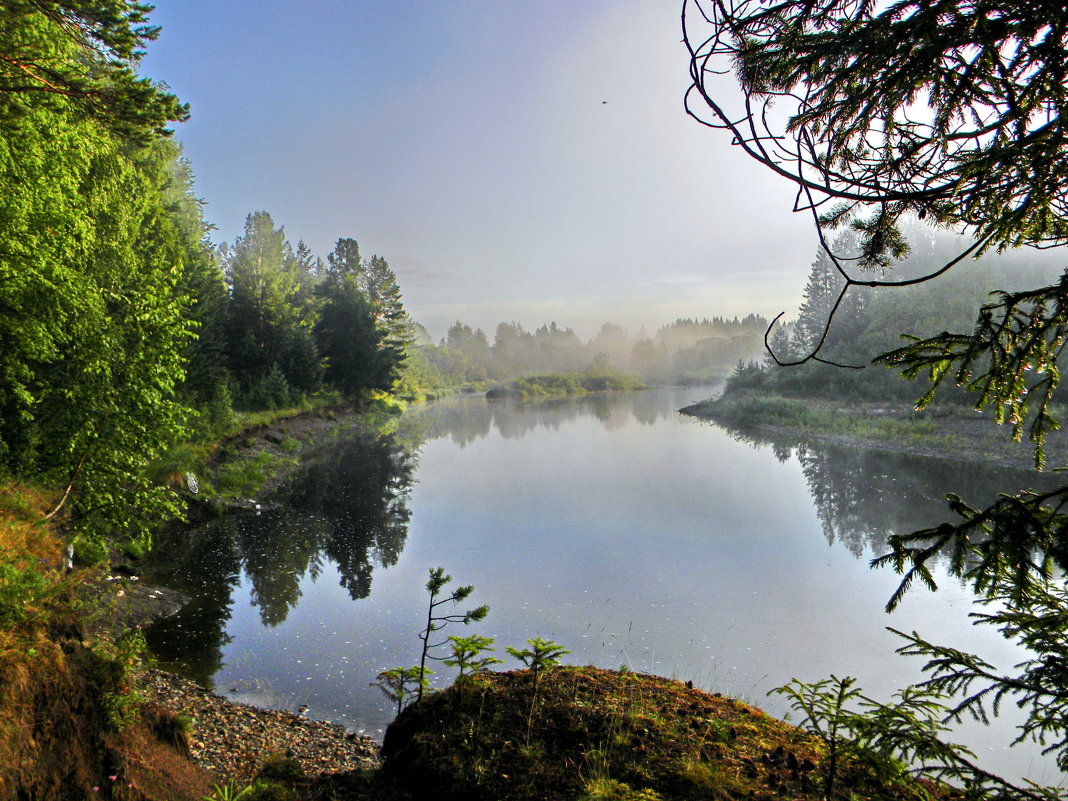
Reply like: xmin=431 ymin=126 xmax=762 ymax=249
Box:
xmin=212 ymin=452 xmax=297 ymax=499
xmin=685 ymin=392 xmax=942 ymax=443
xmin=487 ymin=371 xmax=645 ymax=400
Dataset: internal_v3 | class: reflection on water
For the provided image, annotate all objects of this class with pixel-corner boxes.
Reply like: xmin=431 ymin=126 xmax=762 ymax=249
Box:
xmin=146 ymin=391 xmax=682 ymax=681
xmin=396 ymin=388 xmax=682 ymax=448
xmin=801 ymin=441 xmax=1056 ymax=558
xmin=144 ymin=387 xmax=1060 ymax=782
xmin=715 ymin=422 xmax=1063 ymax=559
xmin=146 ymin=427 xmax=416 ymax=685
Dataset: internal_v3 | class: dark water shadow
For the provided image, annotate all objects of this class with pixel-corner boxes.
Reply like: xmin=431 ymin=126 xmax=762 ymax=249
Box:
xmin=716 ymin=423 xmax=1063 ymax=559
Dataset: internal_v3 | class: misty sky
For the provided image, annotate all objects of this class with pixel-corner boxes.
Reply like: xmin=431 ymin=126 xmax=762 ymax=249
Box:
xmin=140 ymin=0 xmax=814 ymax=339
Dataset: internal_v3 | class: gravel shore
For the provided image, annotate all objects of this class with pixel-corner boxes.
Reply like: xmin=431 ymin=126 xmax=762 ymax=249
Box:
xmin=142 ymin=670 xmax=381 ymax=783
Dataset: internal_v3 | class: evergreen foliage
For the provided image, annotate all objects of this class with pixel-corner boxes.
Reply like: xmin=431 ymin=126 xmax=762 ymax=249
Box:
xmin=505 ymin=638 xmax=570 ymax=687
xmin=315 ymin=277 xmax=396 ymax=400
xmin=771 ymin=675 xmax=1039 ymax=799
xmin=415 ymin=567 xmax=489 ymax=701
xmin=689 ymin=0 xmax=1068 ymax=793
xmin=723 ymin=230 xmax=1064 ymax=404
xmin=685 ymin=0 xmax=1068 ymax=266
xmin=215 ymin=221 xmax=415 ymax=408
xmin=444 ymin=634 xmax=502 ymax=679
xmin=361 ymin=255 xmax=413 ymax=351
xmin=223 ymin=212 xmax=314 ymax=405
xmin=0 ymin=1 xmax=188 ymax=140
xmin=373 ymin=666 xmax=432 ymax=716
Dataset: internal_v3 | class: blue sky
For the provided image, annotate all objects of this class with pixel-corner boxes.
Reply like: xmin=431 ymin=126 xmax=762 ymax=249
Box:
xmin=141 ymin=0 xmax=813 ymax=339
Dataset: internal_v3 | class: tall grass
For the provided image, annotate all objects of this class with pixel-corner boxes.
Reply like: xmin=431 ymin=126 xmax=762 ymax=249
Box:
xmin=705 ymin=393 xmax=941 ymax=442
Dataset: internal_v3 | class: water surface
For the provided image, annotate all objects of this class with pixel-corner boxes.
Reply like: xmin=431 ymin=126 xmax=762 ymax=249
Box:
xmin=146 ymin=386 xmax=1062 ymax=784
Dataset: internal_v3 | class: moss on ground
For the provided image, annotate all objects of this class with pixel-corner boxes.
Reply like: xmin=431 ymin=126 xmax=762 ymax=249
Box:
xmin=375 ymin=667 xmax=954 ymax=801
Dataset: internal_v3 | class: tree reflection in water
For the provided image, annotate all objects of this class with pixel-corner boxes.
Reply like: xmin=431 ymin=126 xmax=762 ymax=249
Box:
xmin=722 ymin=426 xmax=1063 ymax=559
xmin=144 ymin=424 xmax=416 ymax=685
xmin=395 ymin=389 xmax=682 ymax=449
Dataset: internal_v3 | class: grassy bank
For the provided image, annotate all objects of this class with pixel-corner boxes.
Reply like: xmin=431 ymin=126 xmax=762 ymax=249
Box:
xmin=486 ymin=371 xmax=645 ymax=400
xmin=681 ymin=390 xmax=1068 ymax=470
xmin=0 ymin=394 xmax=411 ymax=799
xmin=683 ymin=392 xmax=940 ymax=442
xmin=148 ymin=392 xmax=408 ymax=514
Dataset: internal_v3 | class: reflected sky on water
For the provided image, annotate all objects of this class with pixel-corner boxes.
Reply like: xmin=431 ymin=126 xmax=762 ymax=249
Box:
xmin=145 ymin=386 xmax=1064 ymax=784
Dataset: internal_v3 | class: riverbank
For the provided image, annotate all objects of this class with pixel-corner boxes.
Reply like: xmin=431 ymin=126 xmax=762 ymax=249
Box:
xmin=93 ymin=402 xmax=402 ymax=632
xmin=485 ymin=371 xmax=645 ymax=400
xmin=7 ymin=392 xmax=1040 ymax=800
xmin=144 ymin=664 xmax=963 ymax=801
xmin=194 ymin=399 xmax=404 ymax=512
xmin=681 ymin=390 xmax=1068 ymax=471
xmin=141 ymin=670 xmax=379 ymax=782
xmin=0 ymin=401 xmax=405 ymax=800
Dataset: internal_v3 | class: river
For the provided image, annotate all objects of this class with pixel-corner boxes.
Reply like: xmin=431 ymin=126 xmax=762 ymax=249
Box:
xmin=144 ymin=385 xmax=1064 ymax=786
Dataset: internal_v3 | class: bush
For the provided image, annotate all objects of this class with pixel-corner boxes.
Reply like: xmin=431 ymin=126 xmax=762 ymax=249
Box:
xmin=71 ymin=535 xmax=108 ymax=568
xmin=0 ymin=562 xmax=47 ymax=625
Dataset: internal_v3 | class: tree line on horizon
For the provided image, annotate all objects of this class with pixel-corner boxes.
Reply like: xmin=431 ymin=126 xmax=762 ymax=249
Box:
xmin=727 ymin=225 xmax=1066 ymax=402
xmin=412 ymin=314 xmax=770 ymax=387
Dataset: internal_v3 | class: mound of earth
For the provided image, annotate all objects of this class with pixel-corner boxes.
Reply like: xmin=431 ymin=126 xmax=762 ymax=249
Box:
xmin=379 ymin=666 xmax=951 ymax=801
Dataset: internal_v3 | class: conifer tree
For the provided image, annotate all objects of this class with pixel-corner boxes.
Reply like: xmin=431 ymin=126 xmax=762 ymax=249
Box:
xmin=315 ymin=276 xmax=397 ymax=400
xmin=686 ymin=0 xmax=1068 ymax=792
xmin=361 ymin=254 xmax=413 ymax=352
xmin=0 ymin=1 xmax=188 ymax=140
xmin=223 ymin=212 xmax=320 ymax=404
xmin=324 ymin=237 xmax=362 ymax=286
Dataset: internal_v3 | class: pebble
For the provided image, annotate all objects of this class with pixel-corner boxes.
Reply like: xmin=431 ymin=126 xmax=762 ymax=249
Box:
xmin=141 ymin=669 xmax=380 ymax=782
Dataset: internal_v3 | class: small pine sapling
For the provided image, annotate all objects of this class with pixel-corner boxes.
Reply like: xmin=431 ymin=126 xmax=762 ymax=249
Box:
xmin=507 ymin=637 xmax=570 ymax=745
xmin=372 ymin=666 xmax=432 ymax=715
xmin=444 ymin=633 xmax=502 ymax=679
xmin=506 ymin=637 xmax=570 ymax=687
xmin=416 ymin=567 xmax=489 ymax=701
xmin=771 ymin=675 xmax=1036 ymax=801
xmin=771 ymin=675 xmax=861 ymax=800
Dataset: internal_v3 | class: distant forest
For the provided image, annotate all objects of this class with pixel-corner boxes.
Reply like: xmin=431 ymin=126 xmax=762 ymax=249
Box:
xmin=0 ymin=0 xmax=793 ymax=547
xmin=407 ymin=315 xmax=769 ymax=388
xmin=727 ymin=225 xmax=1066 ymax=402
xmin=0 ymin=20 xmax=769 ymax=546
